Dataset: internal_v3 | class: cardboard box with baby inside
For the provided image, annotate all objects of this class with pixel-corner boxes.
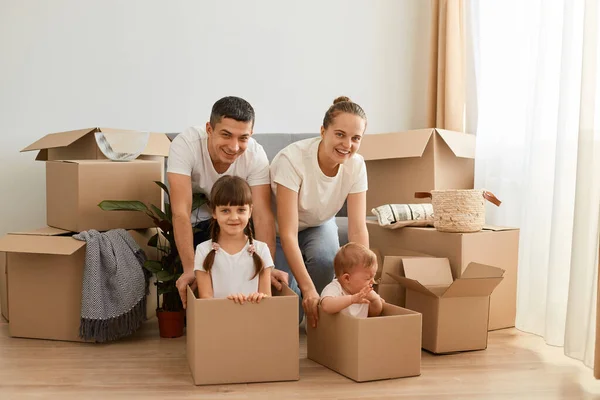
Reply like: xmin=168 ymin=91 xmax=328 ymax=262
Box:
xmin=306 ymin=243 xmax=422 ymax=382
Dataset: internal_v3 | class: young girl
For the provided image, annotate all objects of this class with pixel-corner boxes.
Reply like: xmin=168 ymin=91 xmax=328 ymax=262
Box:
xmin=194 ymin=175 xmax=273 ymax=304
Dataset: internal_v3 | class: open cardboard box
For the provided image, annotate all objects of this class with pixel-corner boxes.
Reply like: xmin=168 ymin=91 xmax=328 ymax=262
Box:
xmin=358 ymin=128 xmax=475 ymax=213
xmin=186 ymin=285 xmax=299 ymax=385
xmin=367 ymin=221 xmax=519 ymax=330
xmin=21 ymin=127 xmax=172 ymax=232
xmin=0 ymin=227 xmax=158 ymax=340
xmin=307 ymin=303 xmax=422 ymax=382
xmin=372 ymin=248 xmax=433 ymax=308
xmin=387 ymin=258 xmax=504 ymax=354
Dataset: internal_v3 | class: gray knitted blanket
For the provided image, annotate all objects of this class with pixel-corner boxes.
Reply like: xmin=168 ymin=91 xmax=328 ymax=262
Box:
xmin=73 ymin=229 xmax=150 ymax=342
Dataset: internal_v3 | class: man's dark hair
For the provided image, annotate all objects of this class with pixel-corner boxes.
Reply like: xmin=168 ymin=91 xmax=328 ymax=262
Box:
xmin=209 ymin=96 xmax=255 ymax=127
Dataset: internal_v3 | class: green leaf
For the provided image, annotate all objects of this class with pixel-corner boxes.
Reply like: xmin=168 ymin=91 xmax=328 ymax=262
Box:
xmin=150 ymin=204 xmax=168 ymax=221
xmin=98 ymin=200 xmax=149 ymax=212
xmin=156 ymin=270 xmax=175 ymax=281
xmin=154 ymin=181 xmax=170 ymax=198
xmin=143 ymin=260 xmax=163 ymax=274
xmin=164 ymin=202 xmax=172 ymax=220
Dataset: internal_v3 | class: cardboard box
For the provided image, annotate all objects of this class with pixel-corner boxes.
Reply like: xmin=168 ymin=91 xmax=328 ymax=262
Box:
xmin=21 ymin=127 xmax=170 ymax=161
xmin=367 ymin=221 xmax=519 ymax=330
xmin=186 ymin=285 xmax=299 ymax=385
xmin=46 ymin=159 xmax=163 ymax=232
xmin=0 ymin=251 xmax=7 ymax=321
xmin=358 ymin=128 xmax=475 ymax=212
xmin=0 ymin=227 xmax=159 ymax=342
xmin=388 ymin=258 xmax=504 ymax=354
xmin=307 ymin=303 xmax=422 ymax=382
xmin=376 ymin=253 xmax=432 ymax=309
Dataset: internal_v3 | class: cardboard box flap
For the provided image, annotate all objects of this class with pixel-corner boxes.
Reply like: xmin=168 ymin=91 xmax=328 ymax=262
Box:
xmin=9 ymin=227 xmax=71 ymax=236
xmin=143 ymin=132 xmax=172 ymax=156
xmin=378 ymin=250 xmax=434 ymax=284
xmin=98 ymin=128 xmax=171 ymax=157
xmin=435 ymin=129 xmax=476 ymax=159
xmin=21 ymin=128 xmax=97 ymax=153
xmin=386 ymin=273 xmax=441 ymax=298
xmin=49 ymin=159 xmax=158 ymax=165
xmin=402 ymin=258 xmax=453 ymax=286
xmin=21 ymin=128 xmax=170 ymax=159
xmin=442 ymin=277 xmax=504 ymax=298
xmin=0 ymin=234 xmax=84 ymax=255
xmin=358 ymin=129 xmax=433 ymax=161
xmin=461 ymin=262 xmax=505 ymax=279
xmin=482 ymin=225 xmax=519 ymax=232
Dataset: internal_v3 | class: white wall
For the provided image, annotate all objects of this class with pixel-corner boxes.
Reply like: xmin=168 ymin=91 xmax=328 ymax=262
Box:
xmin=0 ymin=0 xmax=432 ymax=234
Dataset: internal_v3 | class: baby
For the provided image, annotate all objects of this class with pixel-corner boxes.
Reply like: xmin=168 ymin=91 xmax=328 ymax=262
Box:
xmin=320 ymin=242 xmax=384 ymax=318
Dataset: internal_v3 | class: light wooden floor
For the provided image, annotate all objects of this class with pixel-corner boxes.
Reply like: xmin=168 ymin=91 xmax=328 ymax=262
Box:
xmin=0 ymin=317 xmax=599 ymax=399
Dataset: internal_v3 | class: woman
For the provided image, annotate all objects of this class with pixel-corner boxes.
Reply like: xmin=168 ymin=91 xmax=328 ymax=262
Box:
xmin=270 ymin=96 xmax=369 ymax=328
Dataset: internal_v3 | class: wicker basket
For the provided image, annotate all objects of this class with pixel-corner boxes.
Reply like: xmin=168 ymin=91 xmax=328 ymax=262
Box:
xmin=415 ymin=190 xmax=501 ymax=233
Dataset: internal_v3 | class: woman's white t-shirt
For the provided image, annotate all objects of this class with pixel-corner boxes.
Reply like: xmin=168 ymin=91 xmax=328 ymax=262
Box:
xmin=167 ymin=126 xmax=271 ymax=224
xmin=193 ymin=239 xmax=274 ymax=299
xmin=321 ymin=279 xmax=369 ymax=318
xmin=269 ymin=137 xmax=368 ymax=231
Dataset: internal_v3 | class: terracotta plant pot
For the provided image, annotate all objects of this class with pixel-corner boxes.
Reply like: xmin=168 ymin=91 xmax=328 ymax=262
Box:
xmin=157 ymin=310 xmax=185 ymax=338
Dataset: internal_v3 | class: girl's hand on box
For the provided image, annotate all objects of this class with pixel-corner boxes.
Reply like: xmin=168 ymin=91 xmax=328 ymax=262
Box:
xmin=227 ymin=293 xmax=247 ymax=305
xmin=247 ymin=292 xmax=269 ymax=303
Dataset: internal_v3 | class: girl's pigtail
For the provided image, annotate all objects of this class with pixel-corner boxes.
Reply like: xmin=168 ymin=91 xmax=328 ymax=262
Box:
xmin=202 ymin=218 xmax=220 ymax=274
xmin=245 ymin=220 xmax=264 ymax=279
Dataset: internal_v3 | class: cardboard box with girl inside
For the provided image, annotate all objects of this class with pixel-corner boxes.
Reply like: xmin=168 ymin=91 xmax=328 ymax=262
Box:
xmin=185 ymin=175 xmax=299 ymax=385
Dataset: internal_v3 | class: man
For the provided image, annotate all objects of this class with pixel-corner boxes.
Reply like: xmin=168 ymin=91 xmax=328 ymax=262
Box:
xmin=167 ymin=96 xmax=288 ymax=308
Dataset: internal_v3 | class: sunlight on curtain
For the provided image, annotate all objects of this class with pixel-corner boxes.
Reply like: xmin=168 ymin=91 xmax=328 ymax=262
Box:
xmin=468 ymin=0 xmax=600 ymax=368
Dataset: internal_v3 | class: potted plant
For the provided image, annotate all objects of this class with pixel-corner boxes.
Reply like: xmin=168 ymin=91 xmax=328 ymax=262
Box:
xmin=98 ymin=181 xmax=207 ymax=338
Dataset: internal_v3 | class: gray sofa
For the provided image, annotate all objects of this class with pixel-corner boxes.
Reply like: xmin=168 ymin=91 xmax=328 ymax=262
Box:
xmin=166 ymin=133 xmax=349 ymax=246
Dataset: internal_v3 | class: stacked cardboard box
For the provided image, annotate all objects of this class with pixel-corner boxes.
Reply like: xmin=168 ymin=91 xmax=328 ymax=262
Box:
xmin=0 ymin=128 xmax=171 ymax=342
xmin=358 ymin=128 xmax=520 ymax=338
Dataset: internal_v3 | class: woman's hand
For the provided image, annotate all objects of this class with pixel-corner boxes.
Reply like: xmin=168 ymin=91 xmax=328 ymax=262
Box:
xmin=247 ymin=292 xmax=269 ymax=303
xmin=227 ymin=293 xmax=247 ymax=304
xmin=302 ymin=289 xmax=321 ymax=328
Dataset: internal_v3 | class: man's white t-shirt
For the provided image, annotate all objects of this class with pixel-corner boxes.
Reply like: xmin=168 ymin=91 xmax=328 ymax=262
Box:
xmin=193 ymin=239 xmax=274 ymax=299
xmin=167 ymin=126 xmax=271 ymax=224
xmin=269 ymin=137 xmax=368 ymax=231
xmin=321 ymin=279 xmax=369 ymax=318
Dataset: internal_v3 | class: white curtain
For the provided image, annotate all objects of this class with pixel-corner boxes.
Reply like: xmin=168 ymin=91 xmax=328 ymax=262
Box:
xmin=467 ymin=0 xmax=600 ymax=368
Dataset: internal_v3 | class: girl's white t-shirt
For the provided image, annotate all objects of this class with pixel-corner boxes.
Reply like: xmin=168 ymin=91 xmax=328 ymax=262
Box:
xmin=167 ymin=126 xmax=271 ymax=224
xmin=193 ymin=239 xmax=274 ymax=299
xmin=269 ymin=137 xmax=368 ymax=231
xmin=321 ymin=279 xmax=369 ymax=318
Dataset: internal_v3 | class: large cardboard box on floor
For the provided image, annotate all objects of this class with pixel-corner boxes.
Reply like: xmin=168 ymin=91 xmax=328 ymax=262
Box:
xmin=358 ymin=128 xmax=475 ymax=212
xmin=46 ymin=159 xmax=163 ymax=232
xmin=388 ymin=258 xmax=504 ymax=354
xmin=186 ymin=285 xmax=299 ymax=385
xmin=367 ymin=221 xmax=519 ymax=330
xmin=307 ymin=304 xmax=422 ymax=382
xmin=0 ymin=227 xmax=159 ymax=341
